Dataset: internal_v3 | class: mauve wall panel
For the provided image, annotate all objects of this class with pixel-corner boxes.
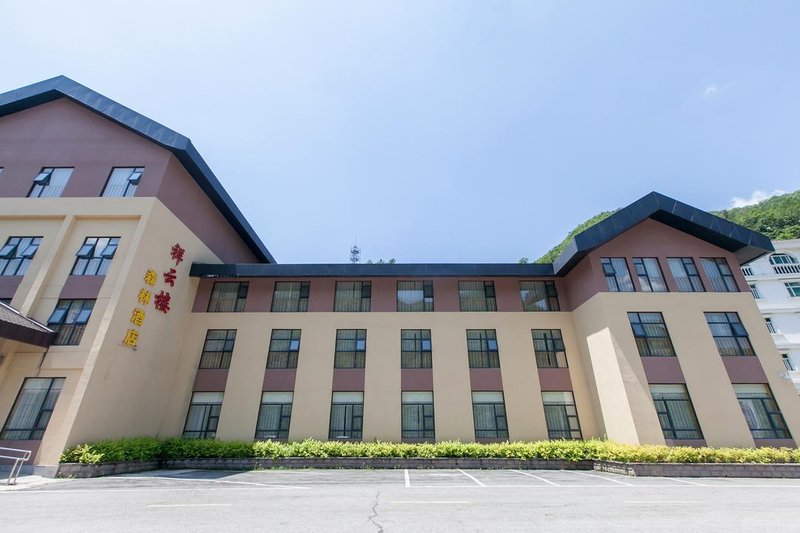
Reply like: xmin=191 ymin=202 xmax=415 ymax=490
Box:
xmin=193 ymin=369 xmax=229 ymax=392
xmin=537 ymin=368 xmax=574 ymax=391
xmin=641 ymin=357 xmax=686 ymax=384
xmin=59 ymin=275 xmax=104 ymax=299
xmin=332 ymin=368 xmax=365 ymax=391
xmin=0 ymin=276 xmax=22 ymax=299
xmin=263 ymin=369 xmax=297 ymax=391
xmin=722 ymin=357 xmax=768 ymax=384
xmin=469 ymin=368 xmax=504 ymax=391
xmin=401 ymin=369 xmax=434 ymax=390
xmin=0 ymin=440 xmax=40 ymax=465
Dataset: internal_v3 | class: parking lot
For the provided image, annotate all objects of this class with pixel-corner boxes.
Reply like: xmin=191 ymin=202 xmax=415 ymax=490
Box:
xmin=3 ymin=468 xmax=800 ymax=532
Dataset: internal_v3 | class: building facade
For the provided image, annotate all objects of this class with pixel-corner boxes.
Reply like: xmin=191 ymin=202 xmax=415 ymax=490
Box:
xmin=742 ymin=240 xmax=800 ymax=391
xmin=1 ymin=77 xmax=798 ymax=469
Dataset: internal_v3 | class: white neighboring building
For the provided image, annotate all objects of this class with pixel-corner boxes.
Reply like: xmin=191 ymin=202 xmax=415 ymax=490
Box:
xmin=743 ymin=239 xmax=800 ymax=392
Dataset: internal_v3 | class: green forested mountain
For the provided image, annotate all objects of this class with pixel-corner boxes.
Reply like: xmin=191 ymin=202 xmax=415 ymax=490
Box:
xmin=535 ymin=190 xmax=800 ymax=263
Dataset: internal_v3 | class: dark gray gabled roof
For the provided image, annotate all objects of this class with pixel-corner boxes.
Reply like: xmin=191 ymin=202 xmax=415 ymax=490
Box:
xmin=0 ymin=302 xmax=54 ymax=348
xmin=551 ymin=191 xmax=773 ymax=274
xmin=0 ymin=75 xmax=275 ymax=264
xmin=190 ymin=191 xmax=773 ymax=279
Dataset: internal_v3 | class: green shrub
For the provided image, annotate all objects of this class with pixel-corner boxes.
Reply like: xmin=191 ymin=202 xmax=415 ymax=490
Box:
xmin=60 ymin=437 xmax=800 ymax=465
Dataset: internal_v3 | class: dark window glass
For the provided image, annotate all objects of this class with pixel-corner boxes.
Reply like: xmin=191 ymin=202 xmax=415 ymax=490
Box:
xmin=701 ymin=258 xmax=738 ymax=292
xmin=458 ymin=281 xmax=497 ymax=311
xmin=334 ymin=281 xmax=371 ymax=312
xmin=329 ymin=392 xmax=363 ymax=439
xmin=472 ymin=392 xmax=508 ymax=439
xmin=334 ymin=329 xmax=367 ymax=368
xmin=267 ymin=329 xmax=302 ymax=369
xmin=71 ymin=237 xmax=120 ymax=276
xmin=466 ymin=329 xmax=500 ymax=368
xmin=183 ymin=392 xmax=223 ymax=439
xmin=705 ymin=312 xmax=755 ymax=356
xmin=198 ymin=329 xmax=237 ymax=369
xmin=271 ymin=281 xmax=309 ymax=312
xmin=101 ymin=167 xmax=143 ymax=197
xmin=47 ymin=299 xmax=95 ymax=345
xmin=734 ymin=385 xmax=790 ymax=439
xmin=520 ymin=281 xmax=559 ymax=311
xmin=601 ymin=258 xmax=634 ymax=292
xmin=0 ymin=377 xmax=65 ymax=440
xmin=0 ymin=237 xmax=42 ymax=276
xmin=628 ymin=312 xmax=676 ymax=357
xmin=650 ymin=385 xmax=703 ymax=440
xmin=207 ymin=282 xmax=248 ymax=312
xmin=532 ymin=329 xmax=567 ymax=368
xmin=667 ymin=258 xmax=705 ymax=292
xmin=255 ymin=392 xmax=293 ymax=440
xmin=542 ymin=392 xmax=582 ymax=439
xmin=28 ymin=168 xmax=72 ymax=198
xmin=401 ymin=329 xmax=432 ymax=368
xmin=401 ymin=391 xmax=435 ymax=439
xmin=397 ymin=281 xmax=434 ymax=312
xmin=633 ymin=258 xmax=668 ymax=292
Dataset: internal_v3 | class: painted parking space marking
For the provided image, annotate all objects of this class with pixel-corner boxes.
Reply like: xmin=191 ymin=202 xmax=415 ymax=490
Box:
xmin=391 ymin=501 xmax=471 ymax=505
xmin=569 ymin=471 xmax=634 ymax=486
xmin=457 ymin=469 xmax=486 ymax=487
xmin=509 ymin=470 xmax=560 ymax=486
xmin=404 ymin=469 xmax=410 ymax=488
xmin=660 ymin=477 xmax=707 ymax=486
xmin=148 ymin=503 xmax=232 ymax=508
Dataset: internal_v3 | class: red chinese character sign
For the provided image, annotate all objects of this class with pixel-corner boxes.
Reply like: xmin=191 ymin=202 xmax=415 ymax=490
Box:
xmin=121 ymin=243 xmax=186 ymax=349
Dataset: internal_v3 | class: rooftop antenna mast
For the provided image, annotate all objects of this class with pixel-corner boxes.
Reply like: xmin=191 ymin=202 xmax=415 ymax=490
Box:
xmin=350 ymin=240 xmax=361 ymax=264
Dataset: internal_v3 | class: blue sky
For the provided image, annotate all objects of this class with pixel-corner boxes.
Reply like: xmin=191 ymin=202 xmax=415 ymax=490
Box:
xmin=2 ymin=1 xmax=798 ymax=263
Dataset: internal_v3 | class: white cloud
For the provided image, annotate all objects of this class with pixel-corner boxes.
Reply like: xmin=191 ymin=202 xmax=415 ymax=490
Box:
xmin=703 ymin=84 xmax=718 ymax=98
xmin=730 ymin=189 xmax=786 ymax=208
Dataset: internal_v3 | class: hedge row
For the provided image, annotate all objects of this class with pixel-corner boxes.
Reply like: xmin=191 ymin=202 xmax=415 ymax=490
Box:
xmin=60 ymin=438 xmax=800 ymax=465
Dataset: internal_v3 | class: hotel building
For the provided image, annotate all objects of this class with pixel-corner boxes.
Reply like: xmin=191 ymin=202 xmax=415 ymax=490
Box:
xmin=1 ymin=77 xmax=798 ymax=470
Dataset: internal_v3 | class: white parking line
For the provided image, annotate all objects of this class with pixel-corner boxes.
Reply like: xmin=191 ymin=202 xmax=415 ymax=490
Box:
xmin=404 ymin=469 xmax=411 ymax=488
xmin=660 ymin=477 xmax=707 ymax=486
xmin=112 ymin=476 xmax=309 ymax=490
xmin=570 ymin=471 xmax=634 ymax=486
xmin=148 ymin=503 xmax=232 ymax=508
xmin=457 ymin=469 xmax=486 ymax=487
xmin=509 ymin=470 xmax=560 ymax=486
xmin=391 ymin=501 xmax=470 ymax=505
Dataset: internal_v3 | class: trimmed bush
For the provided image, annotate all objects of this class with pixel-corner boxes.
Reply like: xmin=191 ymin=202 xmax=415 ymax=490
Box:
xmin=60 ymin=438 xmax=800 ymax=465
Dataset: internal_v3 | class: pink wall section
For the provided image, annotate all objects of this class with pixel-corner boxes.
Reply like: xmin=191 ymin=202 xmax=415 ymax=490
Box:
xmin=722 ymin=357 xmax=769 ymax=384
xmin=495 ymin=279 xmax=523 ymax=312
xmin=263 ymin=369 xmax=297 ymax=391
xmin=332 ymin=368 xmax=365 ymax=391
xmin=562 ymin=219 xmax=747 ymax=309
xmin=0 ymin=276 xmax=22 ymax=300
xmin=244 ymin=279 xmax=272 ymax=312
xmin=469 ymin=368 xmax=503 ymax=390
xmin=433 ymin=279 xmax=460 ymax=312
xmin=308 ymin=279 xmax=335 ymax=312
xmin=640 ymin=357 xmax=686 ymax=384
xmin=537 ymin=368 xmax=573 ymax=391
xmin=401 ymin=369 xmax=434 ymax=390
xmin=193 ymin=369 xmax=229 ymax=392
xmin=59 ymin=276 xmax=105 ymax=300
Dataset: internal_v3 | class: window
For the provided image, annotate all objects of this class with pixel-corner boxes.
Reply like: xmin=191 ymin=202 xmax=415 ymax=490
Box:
xmin=0 ymin=237 xmax=42 ymax=276
xmin=207 ymin=282 xmax=248 ymax=312
xmin=47 ymin=299 xmax=95 ymax=345
xmin=650 ymin=385 xmax=703 ymax=440
xmin=466 ymin=329 xmax=500 ymax=368
xmin=270 ymin=281 xmax=309 ymax=312
xmin=770 ymin=254 xmax=800 ymax=274
xmin=334 ymin=281 xmax=371 ymax=312
xmin=601 ymin=258 xmax=634 ymax=292
xmin=334 ymin=329 xmax=367 ymax=368
xmin=0 ymin=298 xmax=11 ymax=306
xmin=266 ymin=329 xmax=301 ymax=369
xmin=329 ymin=391 xmax=363 ymax=440
xmin=458 ymin=281 xmax=496 ymax=311
xmin=28 ymin=168 xmax=72 ymax=198
xmin=765 ymin=317 xmax=776 ymax=334
xmin=397 ymin=281 xmax=433 ymax=312
xmin=71 ymin=237 xmax=120 ymax=276
xmin=542 ymin=391 xmax=582 ymax=440
xmin=786 ymin=282 xmax=800 ymax=298
xmin=532 ymin=329 xmax=567 ymax=368
xmin=705 ymin=312 xmax=755 ymax=356
xmin=101 ymin=167 xmax=143 ymax=197
xmin=734 ymin=384 xmax=790 ymax=439
xmin=472 ymin=391 xmax=508 ymax=439
xmin=749 ymin=284 xmax=761 ymax=299
xmin=519 ymin=281 xmax=560 ymax=311
xmin=667 ymin=258 xmax=705 ymax=292
xmin=0 ymin=377 xmax=65 ymax=440
xmin=401 ymin=391 xmax=435 ymax=439
xmin=401 ymin=329 xmax=432 ymax=368
xmin=255 ymin=392 xmax=293 ymax=440
xmin=701 ymin=258 xmax=738 ymax=292
xmin=782 ymin=354 xmax=794 ymax=372
xmin=183 ymin=392 xmax=223 ymax=439
xmin=632 ymin=258 xmax=668 ymax=292
xmin=198 ymin=329 xmax=236 ymax=369
xmin=628 ymin=312 xmax=676 ymax=357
